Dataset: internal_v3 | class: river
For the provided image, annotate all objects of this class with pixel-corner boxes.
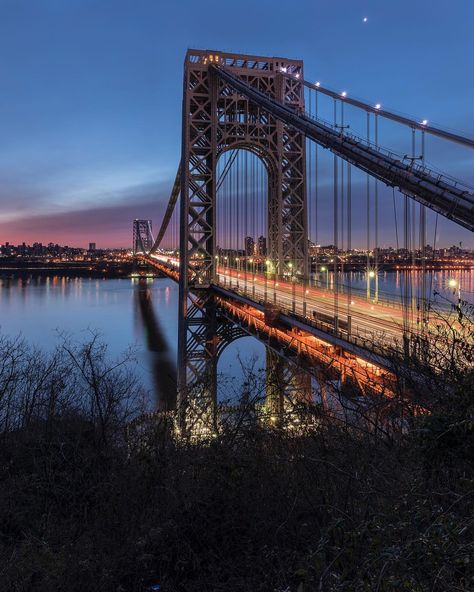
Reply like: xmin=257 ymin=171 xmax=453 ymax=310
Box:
xmin=0 ymin=274 xmax=265 ymax=409
xmin=0 ymin=269 xmax=471 ymax=409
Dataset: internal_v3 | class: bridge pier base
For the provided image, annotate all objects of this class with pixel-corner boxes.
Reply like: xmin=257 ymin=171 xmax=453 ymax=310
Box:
xmin=178 ymin=293 xmax=252 ymax=440
xmin=178 ymin=291 xmax=219 ymax=439
xmin=265 ymin=349 xmax=313 ymax=426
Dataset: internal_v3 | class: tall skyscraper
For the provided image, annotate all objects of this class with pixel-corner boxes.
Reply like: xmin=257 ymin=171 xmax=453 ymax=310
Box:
xmin=257 ymin=235 xmax=267 ymax=256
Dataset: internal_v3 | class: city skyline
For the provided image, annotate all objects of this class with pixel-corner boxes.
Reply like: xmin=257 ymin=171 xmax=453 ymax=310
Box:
xmin=3 ymin=235 xmax=473 ymax=256
xmin=1 ymin=1 xmax=474 ymax=247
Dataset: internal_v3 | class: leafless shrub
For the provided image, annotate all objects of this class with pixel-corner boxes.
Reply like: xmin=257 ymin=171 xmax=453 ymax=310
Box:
xmin=0 ymin=318 xmax=472 ymax=592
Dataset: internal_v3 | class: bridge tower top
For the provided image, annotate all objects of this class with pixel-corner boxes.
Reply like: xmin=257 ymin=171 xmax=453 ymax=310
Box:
xmin=185 ymin=49 xmax=303 ymax=77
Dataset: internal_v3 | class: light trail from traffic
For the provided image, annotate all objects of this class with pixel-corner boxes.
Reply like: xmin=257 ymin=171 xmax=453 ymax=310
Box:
xmin=216 ymin=266 xmax=435 ymax=347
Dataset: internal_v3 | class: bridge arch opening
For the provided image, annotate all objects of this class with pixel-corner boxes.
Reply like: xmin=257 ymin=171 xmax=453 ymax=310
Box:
xmin=214 ymin=325 xmax=317 ymax=412
xmin=216 ymin=147 xmax=275 ymax=287
xmin=216 ymin=333 xmax=265 ymax=404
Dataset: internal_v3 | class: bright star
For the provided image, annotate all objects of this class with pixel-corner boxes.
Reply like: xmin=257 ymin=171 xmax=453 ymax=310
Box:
xmin=363 ymin=17 xmax=368 ymax=23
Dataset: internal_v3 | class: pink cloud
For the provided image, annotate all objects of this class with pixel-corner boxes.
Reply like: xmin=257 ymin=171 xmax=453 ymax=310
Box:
xmin=0 ymin=195 xmax=164 ymax=249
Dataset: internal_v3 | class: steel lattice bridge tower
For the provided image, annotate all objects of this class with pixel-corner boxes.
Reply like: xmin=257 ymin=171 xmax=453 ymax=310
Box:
xmin=178 ymin=51 xmax=309 ymax=430
xmin=133 ymin=219 xmax=154 ymax=255
xmin=135 ymin=50 xmax=474 ymax=434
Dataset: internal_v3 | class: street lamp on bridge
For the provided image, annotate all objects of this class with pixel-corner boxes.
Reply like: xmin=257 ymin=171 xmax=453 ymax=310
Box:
xmin=249 ymin=258 xmax=255 ymax=297
xmin=367 ymin=268 xmax=378 ymax=302
xmin=236 ymin=257 xmax=240 ymax=288
xmin=320 ymin=266 xmax=329 ymax=290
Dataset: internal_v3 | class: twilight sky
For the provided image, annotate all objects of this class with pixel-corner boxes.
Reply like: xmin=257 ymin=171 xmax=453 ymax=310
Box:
xmin=0 ymin=0 xmax=473 ymax=248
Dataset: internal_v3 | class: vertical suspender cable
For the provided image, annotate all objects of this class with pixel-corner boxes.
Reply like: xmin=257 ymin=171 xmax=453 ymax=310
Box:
xmin=393 ymin=188 xmax=400 ymax=252
xmin=340 ymin=100 xmax=345 ymax=300
xmin=236 ymin=151 xmax=240 ymax=289
xmin=228 ymin=150 xmax=232 ymax=285
xmin=347 ymin=162 xmax=352 ymax=335
xmin=403 ymin=189 xmax=410 ymax=352
xmin=333 ymin=98 xmax=339 ymax=331
xmin=169 ymin=203 xmax=172 ymax=251
xmin=308 ymin=89 xmax=312 ymax=286
xmin=314 ymin=89 xmax=319 ymax=283
xmin=430 ymin=211 xmax=439 ymax=309
xmin=175 ymin=197 xmax=177 ymax=252
xmin=366 ymin=112 xmax=371 ymax=300
xmin=411 ymin=127 xmax=417 ymax=323
xmin=252 ymin=151 xmax=256 ymax=297
xmin=420 ymin=130 xmax=427 ymax=325
xmin=262 ymin=145 xmax=267 ymax=301
xmin=374 ymin=113 xmax=379 ymax=303
xmin=244 ymin=149 xmax=248 ymax=292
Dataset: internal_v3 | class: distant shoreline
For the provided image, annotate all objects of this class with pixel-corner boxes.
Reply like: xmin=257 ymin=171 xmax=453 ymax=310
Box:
xmin=0 ymin=262 xmax=162 ymax=279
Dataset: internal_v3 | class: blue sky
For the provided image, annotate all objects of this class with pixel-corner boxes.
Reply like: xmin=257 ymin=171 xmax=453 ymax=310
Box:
xmin=0 ymin=0 xmax=473 ymax=247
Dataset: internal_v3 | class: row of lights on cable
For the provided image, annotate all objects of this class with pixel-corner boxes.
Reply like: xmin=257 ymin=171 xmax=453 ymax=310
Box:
xmin=284 ymin=69 xmax=429 ymax=127
xmin=312 ymin=81 xmax=428 ymax=126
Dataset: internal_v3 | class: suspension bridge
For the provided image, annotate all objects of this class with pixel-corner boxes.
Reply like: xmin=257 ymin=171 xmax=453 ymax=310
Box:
xmin=133 ymin=50 xmax=473 ymax=433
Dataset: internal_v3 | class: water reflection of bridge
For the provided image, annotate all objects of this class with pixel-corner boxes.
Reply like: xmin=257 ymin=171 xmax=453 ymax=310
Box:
xmin=135 ymin=278 xmax=176 ymax=411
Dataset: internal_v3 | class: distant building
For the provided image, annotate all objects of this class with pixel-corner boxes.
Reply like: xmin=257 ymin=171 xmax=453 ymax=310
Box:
xmin=32 ymin=242 xmax=44 ymax=256
xmin=257 ymin=235 xmax=267 ymax=256
xmin=89 ymin=242 xmax=97 ymax=252
xmin=244 ymin=236 xmax=255 ymax=256
xmin=1 ymin=242 xmax=12 ymax=256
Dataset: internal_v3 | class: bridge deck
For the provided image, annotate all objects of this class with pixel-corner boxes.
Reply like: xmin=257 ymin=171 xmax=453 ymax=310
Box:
xmin=144 ymin=256 xmax=402 ymax=386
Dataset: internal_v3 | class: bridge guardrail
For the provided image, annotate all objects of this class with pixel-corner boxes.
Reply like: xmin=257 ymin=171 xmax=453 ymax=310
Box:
xmin=220 ymin=283 xmax=399 ymax=360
